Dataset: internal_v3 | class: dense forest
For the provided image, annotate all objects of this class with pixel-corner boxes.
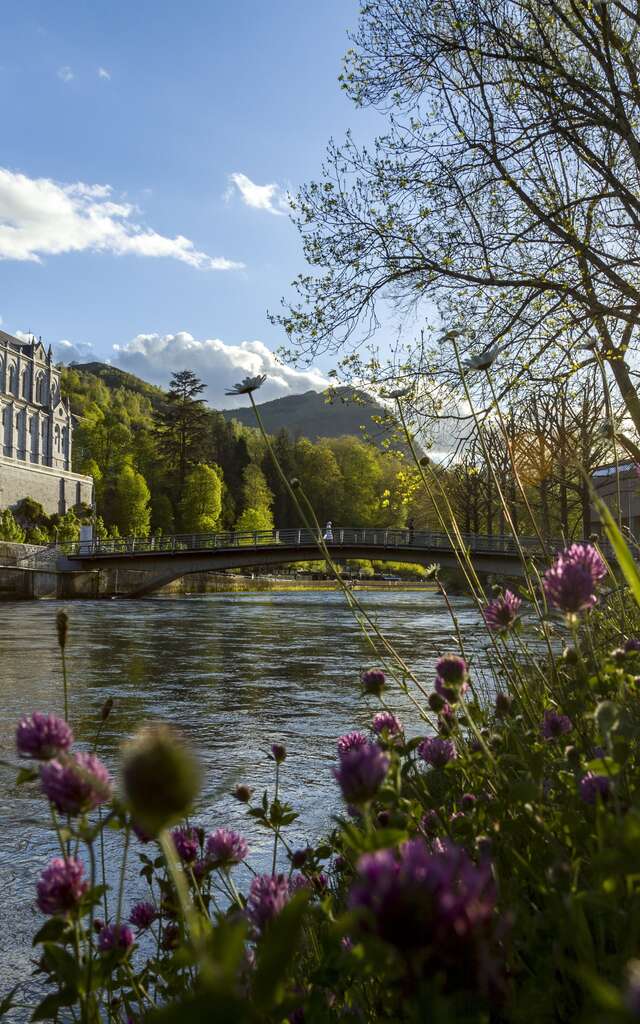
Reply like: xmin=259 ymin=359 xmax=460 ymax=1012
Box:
xmin=0 ymin=365 xmax=414 ymax=544
xmin=0 ymin=363 xmax=619 ymax=546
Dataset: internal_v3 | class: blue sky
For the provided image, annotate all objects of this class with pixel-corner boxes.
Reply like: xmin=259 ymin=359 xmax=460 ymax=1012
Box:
xmin=0 ymin=1 xmax=382 ymax=405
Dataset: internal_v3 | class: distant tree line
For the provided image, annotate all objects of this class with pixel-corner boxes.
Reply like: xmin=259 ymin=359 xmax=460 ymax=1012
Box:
xmin=9 ymin=366 xmax=412 ymax=542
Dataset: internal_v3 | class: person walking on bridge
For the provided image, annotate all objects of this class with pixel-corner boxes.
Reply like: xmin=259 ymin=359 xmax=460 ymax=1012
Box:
xmin=323 ymin=520 xmax=333 ymax=542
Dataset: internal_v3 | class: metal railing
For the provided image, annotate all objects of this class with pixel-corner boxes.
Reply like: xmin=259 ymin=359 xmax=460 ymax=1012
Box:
xmin=64 ymin=527 xmax=565 ymax=560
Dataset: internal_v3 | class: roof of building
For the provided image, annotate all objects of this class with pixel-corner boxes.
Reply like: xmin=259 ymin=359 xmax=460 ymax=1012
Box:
xmin=592 ymin=461 xmax=636 ymax=477
xmin=0 ymin=330 xmax=51 ymax=362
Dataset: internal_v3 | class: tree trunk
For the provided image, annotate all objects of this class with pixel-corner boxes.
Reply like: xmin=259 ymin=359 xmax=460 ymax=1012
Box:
xmin=608 ymin=356 xmax=640 ymax=437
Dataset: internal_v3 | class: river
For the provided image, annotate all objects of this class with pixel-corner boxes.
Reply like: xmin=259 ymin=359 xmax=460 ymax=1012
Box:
xmin=0 ymin=589 xmax=493 ymax=1011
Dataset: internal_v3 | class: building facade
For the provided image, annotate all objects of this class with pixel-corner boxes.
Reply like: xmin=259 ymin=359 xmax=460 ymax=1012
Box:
xmin=591 ymin=461 xmax=640 ymax=539
xmin=0 ymin=330 xmax=93 ymax=515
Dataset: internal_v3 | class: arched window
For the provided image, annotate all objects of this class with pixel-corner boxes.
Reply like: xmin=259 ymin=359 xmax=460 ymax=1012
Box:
xmin=54 ymin=424 xmax=61 ymax=451
xmin=8 ymin=364 xmax=17 ymax=396
xmin=22 ymin=368 xmax=30 ymax=398
xmin=35 ymin=372 xmax=46 ymax=404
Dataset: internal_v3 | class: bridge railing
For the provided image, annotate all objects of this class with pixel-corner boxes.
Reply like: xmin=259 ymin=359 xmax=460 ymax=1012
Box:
xmin=64 ymin=527 xmax=566 ymax=559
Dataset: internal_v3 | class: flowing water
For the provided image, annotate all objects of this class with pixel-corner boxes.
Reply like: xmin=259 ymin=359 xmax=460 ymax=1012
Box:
xmin=0 ymin=589 xmax=494 ymax=1011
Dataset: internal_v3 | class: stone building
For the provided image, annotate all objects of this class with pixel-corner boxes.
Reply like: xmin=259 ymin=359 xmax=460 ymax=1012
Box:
xmin=0 ymin=330 xmax=93 ymax=515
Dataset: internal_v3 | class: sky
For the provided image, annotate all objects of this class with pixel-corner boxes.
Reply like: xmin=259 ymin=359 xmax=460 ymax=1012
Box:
xmin=0 ymin=0 xmax=383 ymax=407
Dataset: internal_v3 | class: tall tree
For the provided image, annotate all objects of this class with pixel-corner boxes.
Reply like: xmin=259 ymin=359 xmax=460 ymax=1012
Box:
xmin=179 ymin=464 xmax=223 ymax=533
xmin=112 ymin=466 xmax=151 ymax=536
xmin=277 ymin=1 xmax=640 ymax=434
xmin=155 ymin=371 xmax=209 ymax=501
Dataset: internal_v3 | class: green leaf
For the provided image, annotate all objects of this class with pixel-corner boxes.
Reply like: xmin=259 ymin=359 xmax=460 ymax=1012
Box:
xmin=42 ymin=943 xmax=80 ymax=990
xmin=252 ymin=892 xmax=310 ymax=1008
xmin=16 ymin=767 xmax=39 ymax=786
xmin=586 ymin=757 xmax=621 ymax=777
xmin=0 ymin=986 xmax=19 ymax=1018
xmin=147 ymin=992 xmax=254 ymax=1024
xmin=32 ymin=918 xmax=70 ymax=947
xmin=31 ymin=989 xmax=76 ymax=1021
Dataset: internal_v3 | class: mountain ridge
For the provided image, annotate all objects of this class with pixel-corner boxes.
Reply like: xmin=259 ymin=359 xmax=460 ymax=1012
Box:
xmin=68 ymin=363 xmax=397 ymax=446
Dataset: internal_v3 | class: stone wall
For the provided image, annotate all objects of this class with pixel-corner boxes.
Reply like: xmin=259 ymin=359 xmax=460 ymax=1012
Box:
xmin=0 ymin=456 xmax=93 ymax=515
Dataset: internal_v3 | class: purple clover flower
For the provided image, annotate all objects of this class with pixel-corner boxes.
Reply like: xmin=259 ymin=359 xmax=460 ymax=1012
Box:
xmin=337 ymin=731 xmax=368 ymax=757
xmin=349 ymin=838 xmax=497 ymax=957
xmin=333 ymin=743 xmax=389 ymax=804
xmin=36 ymin=856 xmax=88 ymax=916
xmin=434 ymin=655 xmax=469 ymax=703
xmin=129 ymin=901 xmax=158 ymax=931
xmin=625 ymin=638 xmax=640 ymax=653
xmin=418 ymin=736 xmax=457 ymax=768
xmin=541 ymin=710 xmax=573 ymax=740
xmin=247 ymin=874 xmax=290 ymax=931
xmin=543 ymin=543 xmax=606 ymax=614
xmin=372 ymin=712 xmax=403 ymax=737
xmin=289 ymin=873 xmax=311 ymax=894
xmin=171 ymin=826 xmax=199 ymax=864
xmin=98 ymin=923 xmax=135 ymax=954
xmin=483 ymin=590 xmax=522 ymax=632
xmin=40 ymin=752 xmax=112 ymax=815
xmin=361 ymin=669 xmax=386 ymax=695
xmin=579 ymin=772 xmax=611 ymax=805
xmin=16 ymin=713 xmax=73 ymax=760
xmin=205 ymin=828 xmax=249 ymax=868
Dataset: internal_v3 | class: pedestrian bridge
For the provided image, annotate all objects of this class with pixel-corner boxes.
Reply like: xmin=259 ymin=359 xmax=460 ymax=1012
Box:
xmin=63 ymin=527 xmax=558 ymax=596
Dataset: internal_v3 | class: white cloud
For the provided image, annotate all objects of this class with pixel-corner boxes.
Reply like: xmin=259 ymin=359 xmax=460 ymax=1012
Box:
xmin=98 ymin=67 xmax=111 ymax=80
xmin=112 ymin=331 xmax=328 ymax=407
xmin=0 ymin=168 xmax=244 ymax=270
xmin=228 ymin=172 xmax=288 ymax=216
xmin=55 ymin=338 xmax=96 ymax=363
xmin=57 ymin=66 xmax=74 ymax=83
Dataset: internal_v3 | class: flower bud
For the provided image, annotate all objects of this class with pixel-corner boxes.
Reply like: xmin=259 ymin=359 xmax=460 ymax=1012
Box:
xmin=289 ymin=478 xmax=302 ymax=491
xmin=122 ymin=726 xmax=200 ymax=836
xmin=419 ymin=456 xmax=431 ymax=466
xmin=233 ymin=783 xmax=253 ymax=803
xmin=361 ymin=669 xmax=385 ymax=696
xmin=562 ymin=646 xmax=578 ymax=665
xmin=564 ymin=744 xmax=580 ymax=768
xmin=428 ymin=691 xmax=445 ymax=713
xmin=290 ymin=848 xmax=309 ymax=869
xmin=101 ymin=697 xmax=114 ymax=722
xmin=56 ymin=610 xmax=69 ymax=651
xmin=270 ymin=743 xmax=287 ymax=764
xmin=495 ymin=692 xmax=512 ymax=718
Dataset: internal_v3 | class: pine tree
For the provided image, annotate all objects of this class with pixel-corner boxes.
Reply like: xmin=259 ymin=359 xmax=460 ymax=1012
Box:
xmin=155 ymin=370 xmax=209 ymax=501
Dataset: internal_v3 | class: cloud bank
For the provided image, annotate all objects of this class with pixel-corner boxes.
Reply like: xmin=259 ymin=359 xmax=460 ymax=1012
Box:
xmin=228 ymin=172 xmax=288 ymax=215
xmin=111 ymin=332 xmax=328 ymax=407
xmin=0 ymin=168 xmax=243 ymax=270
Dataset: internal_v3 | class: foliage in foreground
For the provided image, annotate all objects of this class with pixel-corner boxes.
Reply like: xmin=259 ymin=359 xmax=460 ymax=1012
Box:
xmin=6 ymin=542 xmax=640 ymax=1023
